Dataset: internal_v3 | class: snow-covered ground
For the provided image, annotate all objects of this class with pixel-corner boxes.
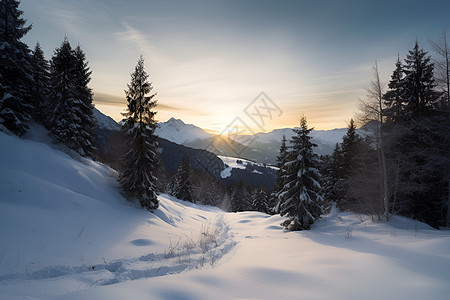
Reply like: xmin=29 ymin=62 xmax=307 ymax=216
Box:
xmin=219 ymin=155 xmax=277 ymax=178
xmin=1 ymin=131 xmax=450 ymax=300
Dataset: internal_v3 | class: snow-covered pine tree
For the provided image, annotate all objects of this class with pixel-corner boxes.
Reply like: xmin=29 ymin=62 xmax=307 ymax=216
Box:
xmin=48 ymin=39 xmax=96 ymax=157
xmin=279 ymin=116 xmax=323 ymax=231
xmin=120 ymin=56 xmax=159 ymax=211
xmin=271 ymin=135 xmax=287 ymax=214
xmin=30 ymin=42 xmax=50 ymax=124
xmin=72 ymin=45 xmax=96 ymax=158
xmin=252 ymin=187 xmax=269 ymax=214
xmin=0 ymin=0 xmax=34 ymax=135
xmin=169 ymin=157 xmax=194 ymax=202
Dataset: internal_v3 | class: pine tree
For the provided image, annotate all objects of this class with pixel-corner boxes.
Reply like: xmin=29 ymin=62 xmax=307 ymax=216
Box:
xmin=30 ymin=42 xmax=50 ymax=124
xmin=170 ymin=157 xmax=194 ymax=202
xmin=279 ymin=116 xmax=323 ymax=231
xmin=383 ymin=55 xmax=405 ymax=122
xmin=230 ymin=181 xmax=251 ymax=212
xmin=120 ymin=56 xmax=159 ymax=211
xmin=322 ymin=143 xmax=342 ymax=203
xmin=48 ymin=39 xmax=96 ymax=157
xmin=252 ymin=187 xmax=269 ymax=213
xmin=272 ymin=135 xmax=288 ymax=214
xmin=72 ymin=45 xmax=96 ymax=158
xmin=333 ymin=119 xmax=364 ymax=211
xmin=0 ymin=0 xmax=34 ymax=135
xmin=403 ymin=41 xmax=441 ymax=117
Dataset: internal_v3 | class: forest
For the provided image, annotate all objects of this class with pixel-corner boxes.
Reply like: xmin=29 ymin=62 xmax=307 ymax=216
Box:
xmin=1 ymin=0 xmax=449 ymax=230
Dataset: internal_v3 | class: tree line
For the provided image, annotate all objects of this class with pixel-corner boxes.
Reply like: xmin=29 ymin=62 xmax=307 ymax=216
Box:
xmin=2 ymin=1 xmax=448 ymax=229
xmin=271 ymin=39 xmax=450 ymax=229
xmin=1 ymin=0 xmax=96 ymax=158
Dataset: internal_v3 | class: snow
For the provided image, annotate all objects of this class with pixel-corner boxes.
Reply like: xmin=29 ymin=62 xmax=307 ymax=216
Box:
xmin=218 ymin=155 xmax=276 ymax=178
xmin=218 ymin=155 xmax=248 ymax=170
xmin=1 ymin=131 xmax=450 ymax=299
xmin=155 ymin=117 xmax=211 ymax=145
xmin=92 ymin=108 xmax=120 ymax=131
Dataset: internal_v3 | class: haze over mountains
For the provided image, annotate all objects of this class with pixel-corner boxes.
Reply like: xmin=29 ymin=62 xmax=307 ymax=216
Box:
xmin=155 ymin=116 xmax=348 ymax=165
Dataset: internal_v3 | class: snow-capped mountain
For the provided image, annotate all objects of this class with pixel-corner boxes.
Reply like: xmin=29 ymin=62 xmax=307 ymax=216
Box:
xmin=155 ymin=117 xmax=212 ymax=145
xmin=92 ymin=107 xmax=120 ymax=131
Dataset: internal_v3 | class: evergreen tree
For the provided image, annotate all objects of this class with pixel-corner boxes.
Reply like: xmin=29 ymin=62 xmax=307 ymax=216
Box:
xmin=30 ymin=42 xmax=50 ymax=124
xmin=402 ymin=41 xmax=441 ymax=117
xmin=72 ymin=45 xmax=96 ymax=157
xmin=120 ymin=56 xmax=159 ymax=211
xmin=272 ymin=135 xmax=287 ymax=214
xmin=169 ymin=157 xmax=194 ymax=202
xmin=252 ymin=187 xmax=270 ymax=214
xmin=322 ymin=143 xmax=342 ymax=203
xmin=230 ymin=181 xmax=251 ymax=212
xmin=383 ymin=55 xmax=405 ymax=122
xmin=49 ymin=39 xmax=96 ymax=157
xmin=333 ymin=119 xmax=364 ymax=211
xmin=0 ymin=0 xmax=34 ymax=135
xmin=279 ymin=116 xmax=323 ymax=231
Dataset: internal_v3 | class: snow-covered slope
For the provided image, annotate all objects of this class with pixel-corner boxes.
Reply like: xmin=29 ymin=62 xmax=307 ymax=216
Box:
xmin=92 ymin=107 xmax=120 ymax=131
xmin=155 ymin=117 xmax=212 ymax=145
xmin=1 ymin=131 xmax=450 ymax=300
xmin=0 ymin=131 xmax=228 ymax=299
xmin=219 ymin=155 xmax=278 ymax=178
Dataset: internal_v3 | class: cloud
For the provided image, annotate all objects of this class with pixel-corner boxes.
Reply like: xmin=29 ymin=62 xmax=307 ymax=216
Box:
xmin=93 ymin=92 xmax=125 ymax=106
xmin=115 ymin=22 xmax=156 ymax=56
xmin=93 ymin=91 xmax=197 ymax=113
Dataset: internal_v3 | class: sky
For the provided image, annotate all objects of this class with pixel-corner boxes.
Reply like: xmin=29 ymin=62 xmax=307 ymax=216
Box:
xmin=20 ymin=0 xmax=450 ymax=132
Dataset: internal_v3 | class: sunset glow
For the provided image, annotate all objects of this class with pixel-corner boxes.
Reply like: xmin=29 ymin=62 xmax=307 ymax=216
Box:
xmin=20 ymin=0 xmax=450 ymax=131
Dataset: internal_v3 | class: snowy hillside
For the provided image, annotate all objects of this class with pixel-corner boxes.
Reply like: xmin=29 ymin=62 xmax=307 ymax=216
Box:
xmin=219 ymin=155 xmax=277 ymax=179
xmin=155 ymin=117 xmax=212 ymax=145
xmin=1 ymin=131 xmax=450 ymax=300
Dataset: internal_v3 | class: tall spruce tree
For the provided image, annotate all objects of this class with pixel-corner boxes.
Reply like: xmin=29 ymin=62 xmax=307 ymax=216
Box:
xmin=333 ymin=119 xmax=364 ymax=211
xmin=72 ymin=45 xmax=96 ymax=158
xmin=383 ymin=55 xmax=405 ymax=122
xmin=120 ymin=56 xmax=159 ymax=211
xmin=49 ymin=39 xmax=95 ymax=157
xmin=169 ymin=157 xmax=194 ymax=202
xmin=403 ymin=41 xmax=441 ymax=116
xmin=0 ymin=0 xmax=34 ymax=135
xmin=272 ymin=135 xmax=288 ymax=214
xmin=382 ymin=41 xmax=448 ymax=227
xmin=279 ymin=116 xmax=323 ymax=231
xmin=30 ymin=42 xmax=50 ymax=124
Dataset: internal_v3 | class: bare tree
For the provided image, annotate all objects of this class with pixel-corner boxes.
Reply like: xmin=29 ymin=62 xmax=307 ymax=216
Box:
xmin=430 ymin=30 xmax=450 ymax=113
xmin=358 ymin=61 xmax=389 ymax=221
xmin=430 ymin=31 xmax=450 ymax=227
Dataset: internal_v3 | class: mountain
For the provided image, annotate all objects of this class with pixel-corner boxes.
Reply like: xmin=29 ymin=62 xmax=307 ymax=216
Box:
xmin=155 ymin=117 xmax=212 ymax=145
xmin=92 ymin=109 xmax=275 ymax=188
xmin=225 ymin=127 xmax=348 ymax=165
xmin=92 ymin=107 xmax=120 ymax=131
